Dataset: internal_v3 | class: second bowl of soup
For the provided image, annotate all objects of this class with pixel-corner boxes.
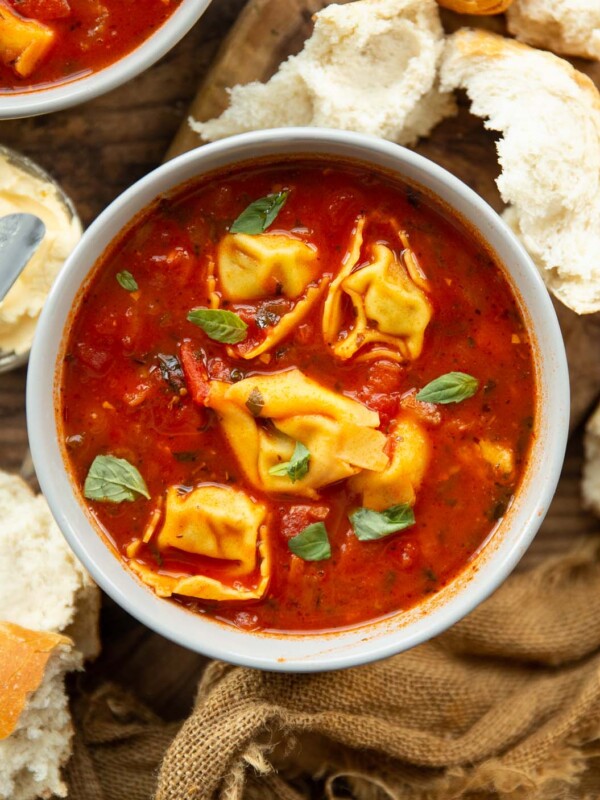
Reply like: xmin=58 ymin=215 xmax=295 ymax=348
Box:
xmin=0 ymin=0 xmax=212 ymax=118
xmin=27 ymin=129 xmax=568 ymax=670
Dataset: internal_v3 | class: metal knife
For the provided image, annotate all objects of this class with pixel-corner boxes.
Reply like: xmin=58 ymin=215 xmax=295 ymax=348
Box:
xmin=0 ymin=213 xmax=46 ymax=302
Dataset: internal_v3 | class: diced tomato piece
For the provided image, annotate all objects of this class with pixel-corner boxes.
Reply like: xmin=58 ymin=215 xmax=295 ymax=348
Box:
xmin=367 ymin=360 xmax=403 ymax=394
xmin=399 ymin=391 xmax=441 ymax=426
xmin=76 ymin=342 xmax=111 ymax=373
xmin=10 ymin=0 xmax=71 ymax=20
xmin=281 ymin=505 xmax=329 ymax=539
xmin=180 ymin=341 xmax=210 ymax=406
xmin=207 ymin=357 xmax=231 ymax=383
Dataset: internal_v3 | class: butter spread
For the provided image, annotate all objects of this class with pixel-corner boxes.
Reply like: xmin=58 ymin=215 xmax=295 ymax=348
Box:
xmin=0 ymin=152 xmax=81 ymax=356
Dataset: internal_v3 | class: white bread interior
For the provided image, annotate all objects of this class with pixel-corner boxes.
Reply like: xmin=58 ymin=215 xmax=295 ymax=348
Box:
xmin=440 ymin=28 xmax=600 ymax=314
xmin=507 ymin=0 xmax=600 ymax=61
xmin=0 ymin=623 xmax=81 ymax=800
xmin=0 ymin=471 xmax=100 ymax=659
xmin=191 ymin=0 xmax=456 ymax=146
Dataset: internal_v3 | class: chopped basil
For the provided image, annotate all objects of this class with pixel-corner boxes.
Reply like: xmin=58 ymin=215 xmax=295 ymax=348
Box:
xmin=268 ymin=441 xmax=310 ymax=482
xmin=288 ymin=522 xmax=331 ymax=561
xmin=416 ymin=372 xmax=479 ymax=405
xmin=245 ymin=387 xmax=264 ymax=417
xmin=84 ymin=455 xmax=150 ymax=503
xmin=349 ymin=504 xmax=415 ymax=541
xmin=230 ymin=191 xmax=289 ymax=235
xmin=256 ymin=307 xmax=281 ymax=329
xmin=173 ymin=451 xmax=198 ymax=462
xmin=187 ymin=308 xmax=248 ymax=344
xmin=157 ymin=353 xmax=185 ymax=392
xmin=116 ymin=270 xmax=138 ymax=292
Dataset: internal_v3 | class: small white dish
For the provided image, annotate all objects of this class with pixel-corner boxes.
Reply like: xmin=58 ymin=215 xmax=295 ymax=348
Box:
xmin=27 ymin=129 xmax=569 ymax=672
xmin=0 ymin=1 xmax=212 ymax=120
xmin=0 ymin=146 xmax=80 ymax=373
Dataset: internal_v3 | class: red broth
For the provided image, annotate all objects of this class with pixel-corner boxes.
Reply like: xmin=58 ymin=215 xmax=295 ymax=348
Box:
xmin=0 ymin=0 xmax=180 ymax=91
xmin=59 ymin=159 xmax=536 ymax=633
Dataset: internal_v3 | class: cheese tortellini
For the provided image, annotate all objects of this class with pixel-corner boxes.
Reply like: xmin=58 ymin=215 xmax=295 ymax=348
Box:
xmin=218 ymin=232 xmax=320 ymax=300
xmin=323 ymin=218 xmax=432 ymax=362
xmin=205 ymin=368 xmax=388 ymax=498
xmin=129 ymin=485 xmax=270 ymax=601
xmin=217 ymin=232 xmax=327 ymax=359
xmin=349 ymin=415 xmax=430 ymax=511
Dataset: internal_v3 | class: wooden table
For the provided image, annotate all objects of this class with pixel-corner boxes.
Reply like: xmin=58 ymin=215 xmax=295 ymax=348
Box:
xmin=0 ymin=0 xmax=598 ymax=724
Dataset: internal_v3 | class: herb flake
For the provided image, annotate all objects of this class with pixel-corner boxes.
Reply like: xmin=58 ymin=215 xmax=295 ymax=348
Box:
xmin=116 ymin=270 xmax=138 ymax=292
xmin=157 ymin=353 xmax=185 ymax=392
xmin=245 ymin=387 xmax=264 ymax=417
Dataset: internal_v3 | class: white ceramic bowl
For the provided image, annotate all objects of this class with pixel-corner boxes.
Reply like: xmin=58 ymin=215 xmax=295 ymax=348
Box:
xmin=0 ymin=1 xmax=212 ymax=120
xmin=27 ymin=129 xmax=569 ymax=672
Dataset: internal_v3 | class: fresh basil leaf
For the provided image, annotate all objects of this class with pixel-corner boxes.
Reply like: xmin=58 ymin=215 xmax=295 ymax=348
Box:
xmin=416 ymin=372 xmax=479 ymax=405
xmin=157 ymin=353 xmax=185 ymax=392
xmin=84 ymin=455 xmax=150 ymax=503
xmin=288 ymin=522 xmax=331 ymax=561
xmin=268 ymin=441 xmax=310 ymax=483
xmin=350 ymin=504 xmax=415 ymax=542
xmin=116 ymin=270 xmax=138 ymax=292
xmin=187 ymin=308 xmax=248 ymax=344
xmin=230 ymin=191 xmax=289 ymax=235
xmin=245 ymin=387 xmax=264 ymax=417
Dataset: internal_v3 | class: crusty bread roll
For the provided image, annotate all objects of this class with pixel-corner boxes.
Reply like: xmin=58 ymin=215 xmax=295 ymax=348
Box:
xmin=507 ymin=0 xmax=600 ymax=61
xmin=0 ymin=471 xmax=101 ymax=799
xmin=191 ymin=0 xmax=456 ymax=146
xmin=440 ymin=29 xmax=600 ymax=314
xmin=0 ymin=471 xmax=100 ymax=659
xmin=583 ymin=404 xmax=600 ymax=517
xmin=0 ymin=622 xmax=80 ymax=800
xmin=437 ymin=0 xmax=514 ymax=14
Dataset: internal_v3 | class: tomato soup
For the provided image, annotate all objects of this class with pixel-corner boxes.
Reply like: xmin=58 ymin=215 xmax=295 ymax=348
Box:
xmin=0 ymin=0 xmax=180 ymax=91
xmin=59 ymin=159 xmax=536 ymax=633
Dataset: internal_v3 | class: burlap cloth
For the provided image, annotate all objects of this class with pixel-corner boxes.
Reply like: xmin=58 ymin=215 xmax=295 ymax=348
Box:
xmin=64 ymin=536 xmax=600 ymax=800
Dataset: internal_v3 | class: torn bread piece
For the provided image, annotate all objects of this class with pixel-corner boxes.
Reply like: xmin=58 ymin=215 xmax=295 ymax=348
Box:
xmin=0 ymin=622 xmax=81 ymax=800
xmin=507 ymin=0 xmax=600 ymax=61
xmin=0 ymin=471 xmax=100 ymax=659
xmin=191 ymin=0 xmax=455 ymax=146
xmin=441 ymin=29 xmax=600 ymax=314
xmin=583 ymin=403 xmax=600 ymax=517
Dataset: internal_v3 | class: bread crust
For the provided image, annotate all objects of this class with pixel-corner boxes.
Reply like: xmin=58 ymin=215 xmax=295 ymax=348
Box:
xmin=441 ymin=28 xmax=600 ymax=314
xmin=437 ymin=0 xmax=514 ymax=14
xmin=507 ymin=0 xmax=600 ymax=61
xmin=0 ymin=622 xmax=72 ymax=741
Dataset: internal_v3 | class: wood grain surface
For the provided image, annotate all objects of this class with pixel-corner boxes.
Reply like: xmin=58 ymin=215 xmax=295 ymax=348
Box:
xmin=0 ymin=0 xmax=599 ymax=723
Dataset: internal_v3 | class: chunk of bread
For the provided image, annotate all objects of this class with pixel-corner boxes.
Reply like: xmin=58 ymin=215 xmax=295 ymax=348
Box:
xmin=583 ymin=403 xmax=600 ymax=516
xmin=0 ymin=471 xmax=100 ymax=659
xmin=0 ymin=622 xmax=80 ymax=800
xmin=191 ymin=0 xmax=455 ymax=146
xmin=507 ymin=0 xmax=600 ymax=61
xmin=440 ymin=29 xmax=600 ymax=314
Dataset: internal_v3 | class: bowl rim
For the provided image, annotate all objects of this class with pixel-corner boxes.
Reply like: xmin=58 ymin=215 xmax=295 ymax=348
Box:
xmin=27 ymin=128 xmax=570 ymax=671
xmin=0 ymin=0 xmax=212 ymax=119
